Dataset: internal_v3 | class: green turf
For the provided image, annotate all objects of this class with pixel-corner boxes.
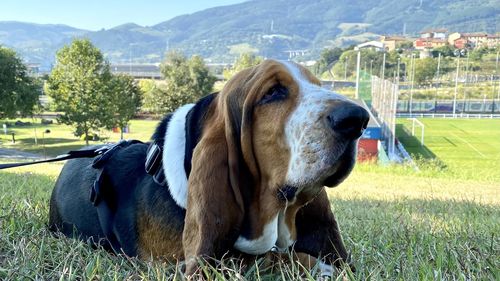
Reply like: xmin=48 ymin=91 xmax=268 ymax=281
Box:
xmin=0 ymin=118 xmax=158 ymax=157
xmin=396 ymin=118 xmax=500 ymax=181
xmin=0 ymin=118 xmax=499 ymax=279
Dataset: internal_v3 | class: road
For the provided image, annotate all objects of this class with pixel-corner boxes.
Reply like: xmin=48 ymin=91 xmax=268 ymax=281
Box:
xmin=0 ymin=148 xmax=43 ymax=160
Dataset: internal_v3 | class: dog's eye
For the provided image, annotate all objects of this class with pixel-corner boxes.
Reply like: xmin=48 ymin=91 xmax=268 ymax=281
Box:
xmin=258 ymin=85 xmax=288 ymax=105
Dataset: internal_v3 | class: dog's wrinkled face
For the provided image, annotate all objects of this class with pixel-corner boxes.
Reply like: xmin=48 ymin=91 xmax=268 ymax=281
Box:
xmin=183 ymin=59 xmax=369 ymax=263
xmin=248 ymin=61 xmax=369 ymax=201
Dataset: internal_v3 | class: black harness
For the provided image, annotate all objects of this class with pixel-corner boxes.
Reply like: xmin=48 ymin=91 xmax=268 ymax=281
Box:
xmin=0 ymin=139 xmax=165 ymax=254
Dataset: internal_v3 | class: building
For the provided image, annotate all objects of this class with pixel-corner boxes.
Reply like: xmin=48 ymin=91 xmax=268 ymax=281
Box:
xmin=111 ymin=64 xmax=162 ymax=80
xmin=380 ymin=36 xmax=412 ymax=51
xmin=414 ymin=29 xmax=449 ymax=51
xmin=356 ymin=40 xmax=386 ymax=51
xmin=420 ymin=29 xmax=448 ymax=40
xmin=413 ymin=38 xmax=448 ymax=50
xmin=26 ymin=63 xmax=41 ymax=77
xmin=448 ymin=32 xmax=500 ymax=49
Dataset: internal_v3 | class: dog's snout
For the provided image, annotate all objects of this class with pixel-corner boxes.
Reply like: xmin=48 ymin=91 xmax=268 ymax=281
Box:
xmin=327 ymin=104 xmax=370 ymax=139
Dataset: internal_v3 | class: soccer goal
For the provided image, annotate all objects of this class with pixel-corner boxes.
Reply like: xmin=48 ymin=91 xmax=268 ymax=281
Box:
xmin=408 ymin=118 xmax=425 ymax=146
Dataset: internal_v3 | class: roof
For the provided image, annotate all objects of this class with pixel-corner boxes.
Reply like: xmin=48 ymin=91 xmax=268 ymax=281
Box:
xmin=420 ymin=28 xmax=448 ymax=34
xmin=461 ymin=33 xmax=488 ymax=37
xmin=357 ymin=41 xmax=385 ymax=49
xmin=381 ymin=36 xmax=409 ymax=41
xmin=415 ymin=38 xmax=447 ymax=43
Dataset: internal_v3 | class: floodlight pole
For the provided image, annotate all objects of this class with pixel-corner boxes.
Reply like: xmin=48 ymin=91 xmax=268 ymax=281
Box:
xmin=344 ymin=56 xmax=348 ymax=81
xmin=436 ymin=52 xmax=441 ymax=81
xmin=496 ymin=51 xmax=500 ymax=107
xmin=355 ymin=47 xmax=361 ymax=99
xmin=396 ymin=57 xmax=401 ymax=82
xmin=409 ymin=53 xmax=415 ymax=115
xmin=453 ymin=56 xmax=460 ymax=116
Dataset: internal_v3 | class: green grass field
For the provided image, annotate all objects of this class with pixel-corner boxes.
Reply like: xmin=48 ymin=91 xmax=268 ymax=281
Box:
xmin=396 ymin=118 xmax=500 ymax=182
xmin=0 ymin=118 xmax=499 ymax=280
xmin=0 ymin=118 xmax=158 ymax=157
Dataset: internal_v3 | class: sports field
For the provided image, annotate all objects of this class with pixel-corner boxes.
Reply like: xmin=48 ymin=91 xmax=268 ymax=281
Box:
xmin=396 ymin=118 xmax=500 ymax=182
xmin=0 ymin=118 xmax=499 ymax=280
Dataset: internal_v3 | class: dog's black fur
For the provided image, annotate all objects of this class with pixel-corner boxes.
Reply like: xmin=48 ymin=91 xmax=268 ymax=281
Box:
xmin=49 ymin=94 xmax=217 ymax=256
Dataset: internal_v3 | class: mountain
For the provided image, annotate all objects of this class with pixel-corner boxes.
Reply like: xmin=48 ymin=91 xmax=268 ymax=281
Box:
xmin=1 ymin=0 xmax=498 ymax=69
xmin=0 ymin=21 xmax=86 ymax=68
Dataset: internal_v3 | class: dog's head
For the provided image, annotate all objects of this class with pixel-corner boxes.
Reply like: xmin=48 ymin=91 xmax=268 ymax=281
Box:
xmin=182 ymin=60 xmax=368 ymax=267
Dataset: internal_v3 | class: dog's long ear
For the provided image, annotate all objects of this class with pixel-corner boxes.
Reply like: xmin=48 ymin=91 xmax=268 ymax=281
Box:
xmin=182 ymin=68 xmax=259 ymax=273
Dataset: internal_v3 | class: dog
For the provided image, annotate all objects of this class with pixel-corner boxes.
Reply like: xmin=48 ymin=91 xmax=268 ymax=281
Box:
xmin=49 ymin=60 xmax=369 ymax=276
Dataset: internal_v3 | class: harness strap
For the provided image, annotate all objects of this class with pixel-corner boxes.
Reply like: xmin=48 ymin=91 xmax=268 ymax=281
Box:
xmin=90 ymin=169 xmax=122 ymax=253
xmin=0 ymin=149 xmax=104 ymax=170
xmin=88 ymin=139 xmax=143 ymax=254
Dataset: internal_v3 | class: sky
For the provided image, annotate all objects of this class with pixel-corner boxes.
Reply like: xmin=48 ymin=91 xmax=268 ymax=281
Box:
xmin=0 ymin=0 xmax=248 ymax=30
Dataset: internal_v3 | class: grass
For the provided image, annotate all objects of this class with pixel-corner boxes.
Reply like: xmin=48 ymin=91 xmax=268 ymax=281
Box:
xmin=396 ymin=118 xmax=500 ymax=182
xmin=1 ymin=118 xmax=499 ymax=280
xmin=0 ymin=118 xmax=158 ymax=157
xmin=398 ymin=82 xmax=499 ymax=101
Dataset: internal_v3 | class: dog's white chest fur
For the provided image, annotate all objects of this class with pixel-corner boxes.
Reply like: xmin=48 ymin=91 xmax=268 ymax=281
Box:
xmin=163 ymin=104 xmax=194 ymax=209
xmin=233 ymin=210 xmax=295 ymax=255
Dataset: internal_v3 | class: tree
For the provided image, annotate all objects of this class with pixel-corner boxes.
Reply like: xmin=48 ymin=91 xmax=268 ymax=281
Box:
xmin=315 ymin=47 xmax=343 ymax=75
xmin=0 ymin=46 xmax=40 ymax=118
xmin=413 ymin=58 xmax=439 ymax=85
xmin=108 ymin=74 xmax=143 ymax=139
xmin=223 ymin=53 xmax=263 ymax=80
xmin=144 ymin=51 xmax=216 ymax=115
xmin=46 ymin=39 xmax=112 ymax=145
xmin=432 ymin=45 xmax=455 ymax=58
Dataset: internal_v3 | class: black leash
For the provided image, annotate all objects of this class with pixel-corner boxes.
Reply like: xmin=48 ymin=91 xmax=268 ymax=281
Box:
xmin=1 ymin=139 xmax=146 ymax=255
xmin=0 ymin=141 xmax=126 ymax=170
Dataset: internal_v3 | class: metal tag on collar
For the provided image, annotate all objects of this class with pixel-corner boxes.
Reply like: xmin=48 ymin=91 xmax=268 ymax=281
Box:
xmin=145 ymin=141 xmax=162 ymax=175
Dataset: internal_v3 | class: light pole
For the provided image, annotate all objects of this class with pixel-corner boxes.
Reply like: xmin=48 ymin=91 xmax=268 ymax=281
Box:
xmin=129 ymin=43 xmax=132 ymax=74
xmin=42 ymin=129 xmax=50 ymax=159
xmin=355 ymin=47 xmax=361 ymax=99
xmin=453 ymin=55 xmax=460 ymax=116
xmin=344 ymin=56 xmax=348 ymax=81
xmin=409 ymin=53 xmax=415 ymax=115
xmin=496 ymin=51 xmax=500 ymax=108
xmin=396 ymin=57 xmax=401 ymax=83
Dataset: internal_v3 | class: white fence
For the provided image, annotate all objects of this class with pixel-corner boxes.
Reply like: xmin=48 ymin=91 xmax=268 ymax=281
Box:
xmin=371 ymin=76 xmax=399 ymax=160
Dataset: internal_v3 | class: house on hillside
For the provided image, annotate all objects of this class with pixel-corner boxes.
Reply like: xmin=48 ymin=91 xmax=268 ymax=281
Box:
xmin=448 ymin=32 xmax=500 ymax=49
xmin=413 ymin=38 xmax=448 ymax=50
xmin=356 ymin=41 xmax=386 ymax=51
xmin=380 ymin=35 xmax=413 ymax=51
xmin=420 ymin=29 xmax=448 ymax=40
xmin=414 ymin=29 xmax=448 ymax=51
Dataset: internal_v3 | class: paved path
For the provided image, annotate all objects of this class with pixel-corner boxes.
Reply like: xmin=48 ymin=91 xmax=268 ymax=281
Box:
xmin=0 ymin=148 xmax=43 ymax=160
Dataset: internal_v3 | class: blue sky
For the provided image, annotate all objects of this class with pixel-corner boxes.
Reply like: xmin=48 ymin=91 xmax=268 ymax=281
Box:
xmin=1 ymin=0 xmax=247 ymax=30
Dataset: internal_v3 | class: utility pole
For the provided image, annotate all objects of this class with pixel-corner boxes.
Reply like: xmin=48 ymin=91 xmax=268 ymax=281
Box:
xmin=396 ymin=57 xmax=401 ymax=83
xmin=453 ymin=56 xmax=460 ymax=116
xmin=355 ymin=47 xmax=361 ymax=99
xmin=381 ymin=52 xmax=386 ymax=81
xmin=370 ymin=60 xmax=373 ymax=76
xmin=496 ymin=51 xmax=500 ymax=104
xmin=344 ymin=56 xmax=348 ymax=81
xmin=436 ymin=52 xmax=441 ymax=81
xmin=129 ymin=44 xmax=132 ymax=74
xmin=436 ymin=52 xmax=441 ymax=105
xmin=463 ymin=51 xmax=470 ymax=112
xmin=409 ymin=53 xmax=415 ymax=115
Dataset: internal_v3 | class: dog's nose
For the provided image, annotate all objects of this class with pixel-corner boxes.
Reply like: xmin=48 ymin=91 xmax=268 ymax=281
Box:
xmin=327 ymin=103 xmax=370 ymax=139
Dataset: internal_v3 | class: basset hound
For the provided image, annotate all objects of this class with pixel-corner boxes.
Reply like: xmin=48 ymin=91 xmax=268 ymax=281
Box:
xmin=49 ymin=59 xmax=369 ymax=276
